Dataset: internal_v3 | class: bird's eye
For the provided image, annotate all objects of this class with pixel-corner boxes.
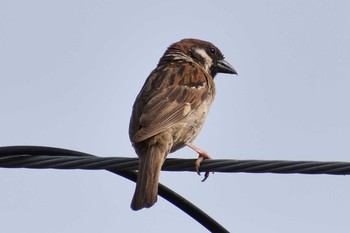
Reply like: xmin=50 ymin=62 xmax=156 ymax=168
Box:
xmin=209 ymin=48 xmax=216 ymax=54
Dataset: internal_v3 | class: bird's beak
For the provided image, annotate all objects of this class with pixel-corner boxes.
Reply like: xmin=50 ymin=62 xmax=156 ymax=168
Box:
xmin=216 ymin=59 xmax=238 ymax=75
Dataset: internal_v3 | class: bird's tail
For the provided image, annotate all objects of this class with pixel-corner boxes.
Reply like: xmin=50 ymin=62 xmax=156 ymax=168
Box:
xmin=131 ymin=145 xmax=166 ymax=211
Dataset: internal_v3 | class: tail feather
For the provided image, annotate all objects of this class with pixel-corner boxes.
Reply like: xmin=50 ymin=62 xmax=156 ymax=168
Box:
xmin=131 ymin=145 xmax=166 ymax=210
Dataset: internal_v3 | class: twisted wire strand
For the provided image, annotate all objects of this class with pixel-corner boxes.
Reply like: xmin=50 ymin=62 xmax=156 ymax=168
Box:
xmin=1 ymin=146 xmax=349 ymax=175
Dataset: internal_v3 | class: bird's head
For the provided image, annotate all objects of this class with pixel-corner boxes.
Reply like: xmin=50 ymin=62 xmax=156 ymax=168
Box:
xmin=166 ymin=38 xmax=237 ymax=77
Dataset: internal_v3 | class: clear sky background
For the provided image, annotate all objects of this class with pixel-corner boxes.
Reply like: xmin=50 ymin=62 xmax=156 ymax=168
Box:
xmin=1 ymin=1 xmax=350 ymax=232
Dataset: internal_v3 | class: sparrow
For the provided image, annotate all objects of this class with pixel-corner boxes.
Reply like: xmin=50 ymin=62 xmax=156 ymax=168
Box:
xmin=129 ymin=38 xmax=237 ymax=210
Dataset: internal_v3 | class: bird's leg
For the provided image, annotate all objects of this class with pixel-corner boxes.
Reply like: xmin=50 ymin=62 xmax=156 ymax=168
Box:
xmin=186 ymin=143 xmax=211 ymax=182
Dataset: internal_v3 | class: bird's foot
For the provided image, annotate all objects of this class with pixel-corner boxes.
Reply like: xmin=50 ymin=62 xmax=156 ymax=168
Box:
xmin=186 ymin=143 xmax=212 ymax=182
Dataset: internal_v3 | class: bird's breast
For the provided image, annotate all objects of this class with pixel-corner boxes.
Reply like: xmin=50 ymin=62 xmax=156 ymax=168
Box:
xmin=170 ymin=85 xmax=215 ymax=152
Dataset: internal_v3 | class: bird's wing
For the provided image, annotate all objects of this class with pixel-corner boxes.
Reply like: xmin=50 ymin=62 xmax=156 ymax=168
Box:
xmin=132 ymin=63 xmax=212 ymax=142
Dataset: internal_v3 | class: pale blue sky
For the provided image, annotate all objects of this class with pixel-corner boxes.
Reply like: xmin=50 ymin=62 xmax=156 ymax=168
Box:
xmin=1 ymin=1 xmax=350 ymax=232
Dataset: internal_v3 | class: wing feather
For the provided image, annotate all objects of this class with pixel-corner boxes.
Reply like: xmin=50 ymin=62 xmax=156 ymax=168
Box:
xmin=131 ymin=63 xmax=210 ymax=142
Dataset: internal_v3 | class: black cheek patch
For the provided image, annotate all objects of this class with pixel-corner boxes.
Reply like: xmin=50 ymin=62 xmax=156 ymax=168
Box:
xmin=193 ymin=53 xmax=205 ymax=67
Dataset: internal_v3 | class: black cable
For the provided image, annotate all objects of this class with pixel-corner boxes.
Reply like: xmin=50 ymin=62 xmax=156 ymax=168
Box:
xmin=2 ymin=146 xmax=349 ymax=232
